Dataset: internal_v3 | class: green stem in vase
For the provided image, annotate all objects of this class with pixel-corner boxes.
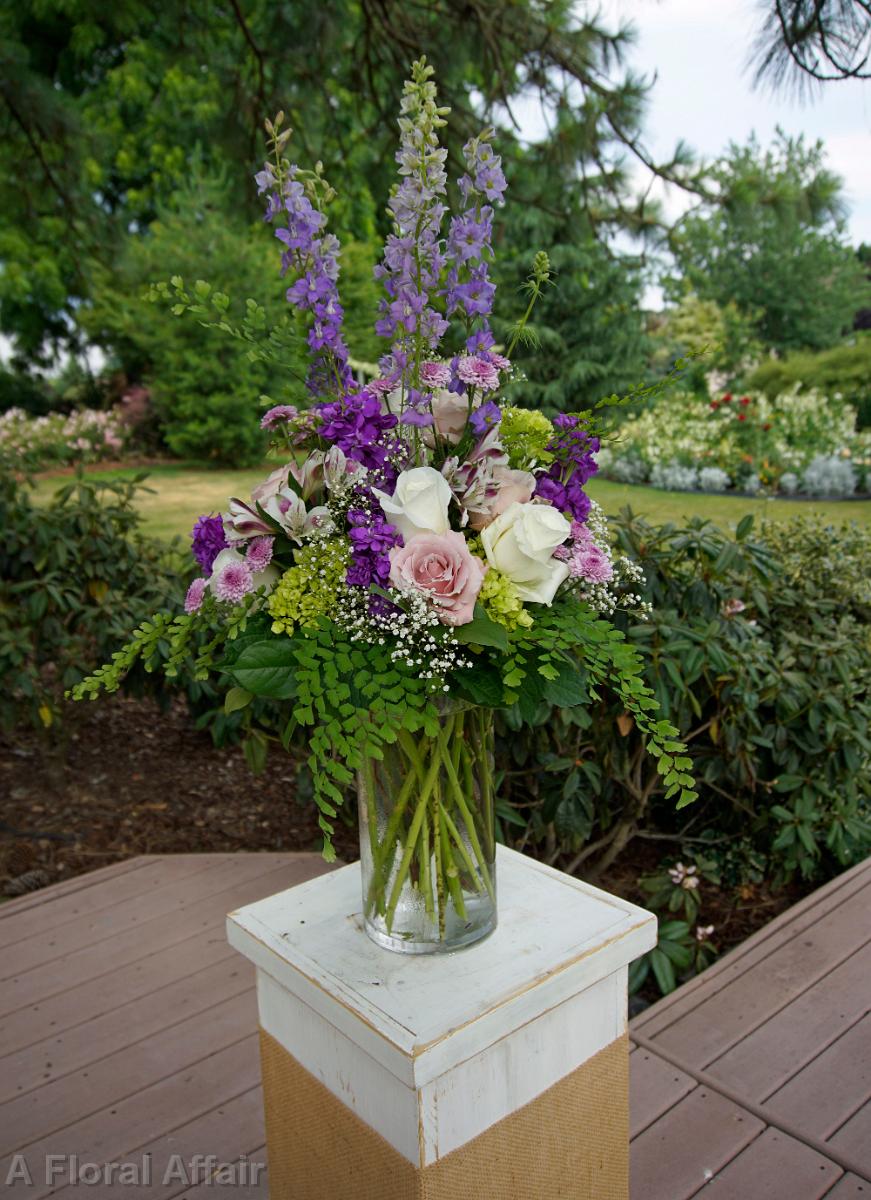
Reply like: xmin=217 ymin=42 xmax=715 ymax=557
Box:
xmin=432 ymin=772 xmax=447 ymax=937
xmin=439 ymin=803 xmax=467 ymax=920
xmin=440 ymin=801 xmax=492 ymax=901
xmin=419 ymin=808 xmax=434 ymax=918
xmin=365 ymin=760 xmax=420 ymax=915
xmin=384 ymin=748 xmax=442 ymax=931
xmin=437 ymin=731 xmax=496 ymax=901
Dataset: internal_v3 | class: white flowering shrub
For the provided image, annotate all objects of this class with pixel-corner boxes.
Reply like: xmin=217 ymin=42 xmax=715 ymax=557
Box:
xmin=650 ymin=461 xmax=699 ymax=492
xmin=609 ymin=454 xmax=649 ymax=484
xmin=800 ymin=454 xmax=857 ymax=497
xmin=779 ymin=472 xmax=800 ymax=495
xmin=698 ymin=466 xmax=731 ymax=493
xmin=0 ymin=406 xmax=127 ymax=470
xmin=741 ymin=473 xmax=763 ymax=495
xmin=605 ymin=385 xmax=869 ymax=495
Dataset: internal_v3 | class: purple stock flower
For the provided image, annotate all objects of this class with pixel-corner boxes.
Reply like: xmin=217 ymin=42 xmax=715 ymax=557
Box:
xmin=533 ymin=417 xmax=600 ymax=523
xmin=346 ymin=507 xmax=402 ymax=597
xmin=191 ymin=515 xmax=228 ymax=575
xmin=317 ymin=390 xmax=399 ymax=471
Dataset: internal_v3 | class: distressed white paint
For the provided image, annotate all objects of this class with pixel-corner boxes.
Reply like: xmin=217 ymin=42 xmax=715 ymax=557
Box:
xmin=228 ymin=846 xmax=655 ymax=1167
xmin=257 ymin=970 xmax=422 ymax=1163
xmin=418 ymin=966 xmax=628 ymax=1163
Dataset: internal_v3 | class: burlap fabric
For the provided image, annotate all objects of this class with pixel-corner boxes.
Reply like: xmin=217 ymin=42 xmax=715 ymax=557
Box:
xmin=259 ymin=1027 xmax=629 ymax=1199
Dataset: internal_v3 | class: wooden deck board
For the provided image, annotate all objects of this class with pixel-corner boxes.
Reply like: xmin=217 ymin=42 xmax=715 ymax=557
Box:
xmin=1 ymin=850 xmax=868 ymax=1198
xmin=705 ymin=940 xmax=871 ymax=1102
xmin=696 ymin=1128 xmax=843 ymax=1199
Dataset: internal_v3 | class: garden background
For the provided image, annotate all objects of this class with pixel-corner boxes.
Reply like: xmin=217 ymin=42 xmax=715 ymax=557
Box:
xmin=1 ymin=0 xmax=869 ymax=1000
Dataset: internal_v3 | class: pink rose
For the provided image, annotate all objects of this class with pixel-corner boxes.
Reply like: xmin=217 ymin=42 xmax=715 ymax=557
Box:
xmin=430 ymin=388 xmax=474 ymax=444
xmin=468 ymin=467 xmax=536 ymax=531
xmin=389 ymin=532 xmax=487 ymax=627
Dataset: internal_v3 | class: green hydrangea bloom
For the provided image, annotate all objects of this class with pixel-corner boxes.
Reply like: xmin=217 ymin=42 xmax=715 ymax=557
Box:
xmin=268 ymin=539 xmax=351 ymax=635
xmin=500 ymin=406 xmax=555 ymax=470
xmin=479 ymin=567 xmax=534 ymax=631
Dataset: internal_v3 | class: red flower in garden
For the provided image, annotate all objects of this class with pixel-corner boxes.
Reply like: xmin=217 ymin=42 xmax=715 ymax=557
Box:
xmin=740 ymin=396 xmax=751 ymax=406
xmin=763 ymin=423 xmax=771 ymax=431
xmin=737 ymin=413 xmax=747 ymax=422
xmin=722 ymin=393 xmax=732 ymax=404
xmin=710 ymin=400 xmax=720 ymax=410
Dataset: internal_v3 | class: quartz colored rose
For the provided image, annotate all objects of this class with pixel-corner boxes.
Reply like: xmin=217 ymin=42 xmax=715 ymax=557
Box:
xmin=468 ymin=467 xmax=536 ymax=530
xmin=389 ymin=532 xmax=487 ymax=626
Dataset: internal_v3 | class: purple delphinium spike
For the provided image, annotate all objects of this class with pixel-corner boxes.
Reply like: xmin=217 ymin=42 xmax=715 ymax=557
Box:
xmin=374 ymin=61 xmax=449 ymax=408
xmin=445 ymin=128 xmax=507 ymax=352
xmin=257 ymin=160 xmax=352 ymax=397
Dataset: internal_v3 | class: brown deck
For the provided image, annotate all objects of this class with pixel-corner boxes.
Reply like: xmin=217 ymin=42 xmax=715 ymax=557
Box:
xmin=1 ymin=851 xmax=869 ymax=1198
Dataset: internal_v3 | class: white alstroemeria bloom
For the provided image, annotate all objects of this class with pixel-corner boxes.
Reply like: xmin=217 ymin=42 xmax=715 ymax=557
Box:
xmin=323 ymin=445 xmax=366 ymax=493
xmin=262 ymin=490 xmax=335 ymax=544
xmin=223 ymin=498 xmax=272 ymax=542
xmin=480 ymin=500 xmax=571 ymax=604
xmin=374 ymin=467 xmax=452 ymax=542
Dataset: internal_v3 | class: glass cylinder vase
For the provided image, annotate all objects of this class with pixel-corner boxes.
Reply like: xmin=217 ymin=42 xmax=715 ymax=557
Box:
xmin=357 ymin=702 xmax=497 ymax=954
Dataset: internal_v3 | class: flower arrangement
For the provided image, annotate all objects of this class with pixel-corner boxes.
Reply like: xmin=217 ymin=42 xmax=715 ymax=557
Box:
xmin=600 ymin=386 xmax=871 ymax=495
xmin=73 ymin=61 xmax=695 ymax=951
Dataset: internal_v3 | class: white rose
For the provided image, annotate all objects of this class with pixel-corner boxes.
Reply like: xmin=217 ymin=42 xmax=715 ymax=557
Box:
xmin=480 ymin=501 xmax=571 ymax=605
xmin=374 ymin=467 xmax=453 ymax=542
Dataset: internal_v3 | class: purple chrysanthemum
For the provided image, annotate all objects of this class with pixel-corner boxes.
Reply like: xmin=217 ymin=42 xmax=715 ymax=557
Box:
xmin=184 ymin=577 xmax=207 ymax=614
xmin=191 ymin=515 xmax=228 ymax=575
xmin=214 ymin=561 xmax=254 ymax=603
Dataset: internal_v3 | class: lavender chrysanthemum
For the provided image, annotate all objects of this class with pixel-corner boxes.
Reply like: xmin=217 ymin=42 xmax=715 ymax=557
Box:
xmin=246 ymin=537 xmax=275 ymax=571
xmin=191 ymin=515 xmax=228 ymax=575
xmin=213 ymin=560 xmax=254 ymax=604
xmin=260 ymin=405 xmax=299 ymax=430
xmin=184 ymin=577 xmax=207 ymax=614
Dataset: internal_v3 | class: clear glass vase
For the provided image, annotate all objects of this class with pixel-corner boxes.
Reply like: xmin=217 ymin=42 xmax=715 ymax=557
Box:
xmin=357 ymin=702 xmax=497 ymax=954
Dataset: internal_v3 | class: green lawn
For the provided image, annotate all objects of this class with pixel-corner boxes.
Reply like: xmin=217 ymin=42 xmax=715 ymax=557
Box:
xmin=32 ymin=463 xmax=871 ymax=541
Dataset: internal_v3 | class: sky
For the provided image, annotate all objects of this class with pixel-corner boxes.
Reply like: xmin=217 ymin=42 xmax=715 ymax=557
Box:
xmin=580 ymin=0 xmax=871 ymax=244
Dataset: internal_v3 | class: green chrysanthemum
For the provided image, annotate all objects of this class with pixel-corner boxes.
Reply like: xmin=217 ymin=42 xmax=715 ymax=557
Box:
xmin=268 ymin=539 xmax=351 ymax=635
